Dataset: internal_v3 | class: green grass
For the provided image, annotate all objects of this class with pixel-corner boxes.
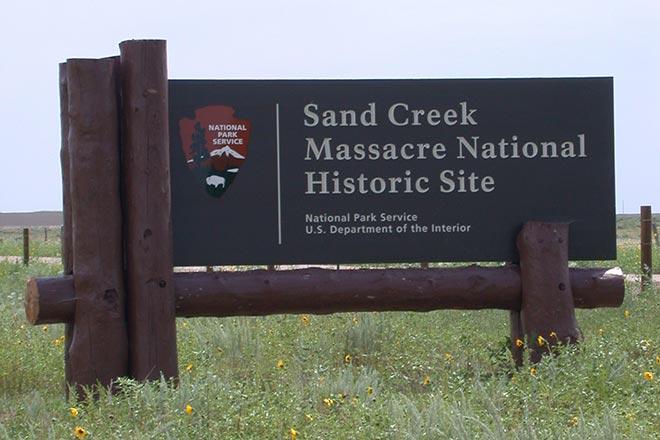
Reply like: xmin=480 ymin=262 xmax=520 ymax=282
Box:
xmin=0 ymin=260 xmax=658 ymax=439
xmin=0 ymin=217 xmax=658 ymax=438
xmin=0 ymin=227 xmax=62 ymax=259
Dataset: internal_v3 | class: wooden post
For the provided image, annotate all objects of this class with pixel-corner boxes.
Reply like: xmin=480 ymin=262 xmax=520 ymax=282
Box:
xmin=517 ymin=222 xmax=580 ymax=363
xmin=67 ymin=57 xmax=128 ymax=396
xmin=641 ymin=205 xmax=652 ymax=289
xmin=44 ymin=227 xmax=48 ymax=241
xmin=59 ymin=62 xmax=74 ymax=393
xmin=23 ymin=228 xmax=29 ymax=265
xmin=420 ymin=262 xmax=429 ymax=269
xmin=120 ymin=40 xmax=178 ymax=381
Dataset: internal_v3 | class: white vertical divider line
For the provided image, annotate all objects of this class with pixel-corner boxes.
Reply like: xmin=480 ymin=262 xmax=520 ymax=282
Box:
xmin=276 ymin=103 xmax=282 ymax=245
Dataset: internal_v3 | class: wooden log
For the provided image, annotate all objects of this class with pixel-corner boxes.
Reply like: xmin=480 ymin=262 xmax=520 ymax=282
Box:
xmin=59 ymin=62 xmax=74 ymax=392
xmin=175 ymin=266 xmax=521 ymax=316
xmin=641 ymin=205 xmax=652 ymax=289
xmin=517 ymin=222 xmax=580 ymax=363
xmin=570 ymin=267 xmax=624 ymax=307
xmin=119 ymin=40 xmax=178 ymax=381
xmin=26 ymin=277 xmax=76 ymax=324
xmin=67 ymin=57 xmax=128 ymax=395
xmin=23 ymin=228 xmax=29 ymax=265
xmin=60 ymin=63 xmax=73 ymax=278
xmin=25 ymin=266 xmax=624 ymax=324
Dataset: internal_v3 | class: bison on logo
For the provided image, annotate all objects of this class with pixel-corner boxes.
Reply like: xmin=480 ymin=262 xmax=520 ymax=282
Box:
xmin=179 ymin=106 xmax=251 ymax=198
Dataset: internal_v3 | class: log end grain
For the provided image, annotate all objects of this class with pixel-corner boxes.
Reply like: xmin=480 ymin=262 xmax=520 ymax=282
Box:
xmin=25 ymin=278 xmax=40 ymax=325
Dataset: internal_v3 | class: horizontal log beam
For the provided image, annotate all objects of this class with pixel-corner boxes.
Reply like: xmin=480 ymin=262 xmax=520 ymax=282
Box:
xmin=25 ymin=266 xmax=624 ymax=325
xmin=175 ymin=266 xmax=522 ymax=316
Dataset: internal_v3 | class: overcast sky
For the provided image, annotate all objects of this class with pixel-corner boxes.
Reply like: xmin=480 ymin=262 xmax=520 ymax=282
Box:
xmin=0 ymin=0 xmax=658 ymax=213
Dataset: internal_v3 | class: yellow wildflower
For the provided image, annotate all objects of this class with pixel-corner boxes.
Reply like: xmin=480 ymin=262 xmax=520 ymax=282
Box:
xmin=53 ymin=336 xmax=65 ymax=346
xmin=42 ymin=325 xmax=48 ymax=332
xmin=344 ymin=354 xmax=352 ymax=364
xmin=290 ymin=428 xmax=298 ymax=440
xmin=598 ymin=328 xmax=604 ymax=336
xmin=185 ymin=363 xmax=193 ymax=372
xmin=323 ymin=398 xmax=334 ymax=407
xmin=73 ymin=426 xmax=87 ymax=439
xmin=185 ymin=404 xmax=193 ymax=415
xmin=352 ymin=316 xmax=359 ymax=324
xmin=300 ymin=315 xmax=310 ymax=326
xmin=530 ymin=367 xmax=537 ymax=377
xmin=568 ymin=416 xmax=578 ymax=427
xmin=69 ymin=407 xmax=79 ymax=418
xmin=537 ymin=335 xmax=546 ymax=347
xmin=422 ymin=375 xmax=431 ymax=386
xmin=656 ymin=355 xmax=660 ymax=365
xmin=625 ymin=412 xmax=635 ymax=421
xmin=276 ymin=359 xmax=285 ymax=369
xmin=305 ymin=414 xmax=313 ymax=421
xmin=549 ymin=331 xmax=558 ymax=339
xmin=515 ymin=339 xmax=524 ymax=348
xmin=445 ymin=352 xmax=453 ymax=362
xmin=643 ymin=371 xmax=654 ymax=381
xmin=366 ymin=386 xmax=374 ymax=395
xmin=624 ymin=310 xmax=630 ymax=318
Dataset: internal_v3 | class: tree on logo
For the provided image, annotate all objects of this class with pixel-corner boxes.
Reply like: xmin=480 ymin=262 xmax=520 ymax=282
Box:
xmin=190 ymin=122 xmax=208 ymax=164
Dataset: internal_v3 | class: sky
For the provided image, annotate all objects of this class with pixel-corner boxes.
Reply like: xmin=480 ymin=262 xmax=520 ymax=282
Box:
xmin=0 ymin=0 xmax=658 ymax=213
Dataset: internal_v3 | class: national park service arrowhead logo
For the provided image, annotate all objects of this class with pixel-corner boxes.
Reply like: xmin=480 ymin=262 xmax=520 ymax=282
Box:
xmin=179 ymin=106 xmax=251 ymax=198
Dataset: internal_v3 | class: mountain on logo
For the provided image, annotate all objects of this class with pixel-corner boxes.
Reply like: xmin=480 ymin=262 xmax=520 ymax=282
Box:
xmin=179 ymin=106 xmax=251 ymax=199
xmin=210 ymin=146 xmax=245 ymax=159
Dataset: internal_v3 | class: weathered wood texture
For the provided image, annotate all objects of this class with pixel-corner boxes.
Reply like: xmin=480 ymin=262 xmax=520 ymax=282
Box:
xmin=59 ymin=62 xmax=73 ymax=277
xmin=66 ymin=57 xmax=128 ymax=395
xmin=23 ymin=228 xmax=29 ymax=265
xmin=119 ymin=40 xmax=178 ymax=381
xmin=59 ymin=62 xmax=74 ymax=392
xmin=518 ymin=222 xmax=580 ymax=363
xmin=26 ymin=266 xmax=624 ymax=324
xmin=176 ymin=267 xmax=521 ymax=315
xmin=640 ymin=205 xmax=653 ymax=289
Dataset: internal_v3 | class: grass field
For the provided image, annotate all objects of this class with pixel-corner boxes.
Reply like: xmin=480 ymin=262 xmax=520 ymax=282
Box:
xmin=0 ymin=227 xmax=62 ymax=260
xmin=0 ymin=218 xmax=658 ymax=439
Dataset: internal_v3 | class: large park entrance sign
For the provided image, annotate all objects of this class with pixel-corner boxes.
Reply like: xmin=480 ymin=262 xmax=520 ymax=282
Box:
xmin=27 ymin=41 xmax=624 ymax=398
xmin=169 ymin=78 xmax=615 ymax=266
